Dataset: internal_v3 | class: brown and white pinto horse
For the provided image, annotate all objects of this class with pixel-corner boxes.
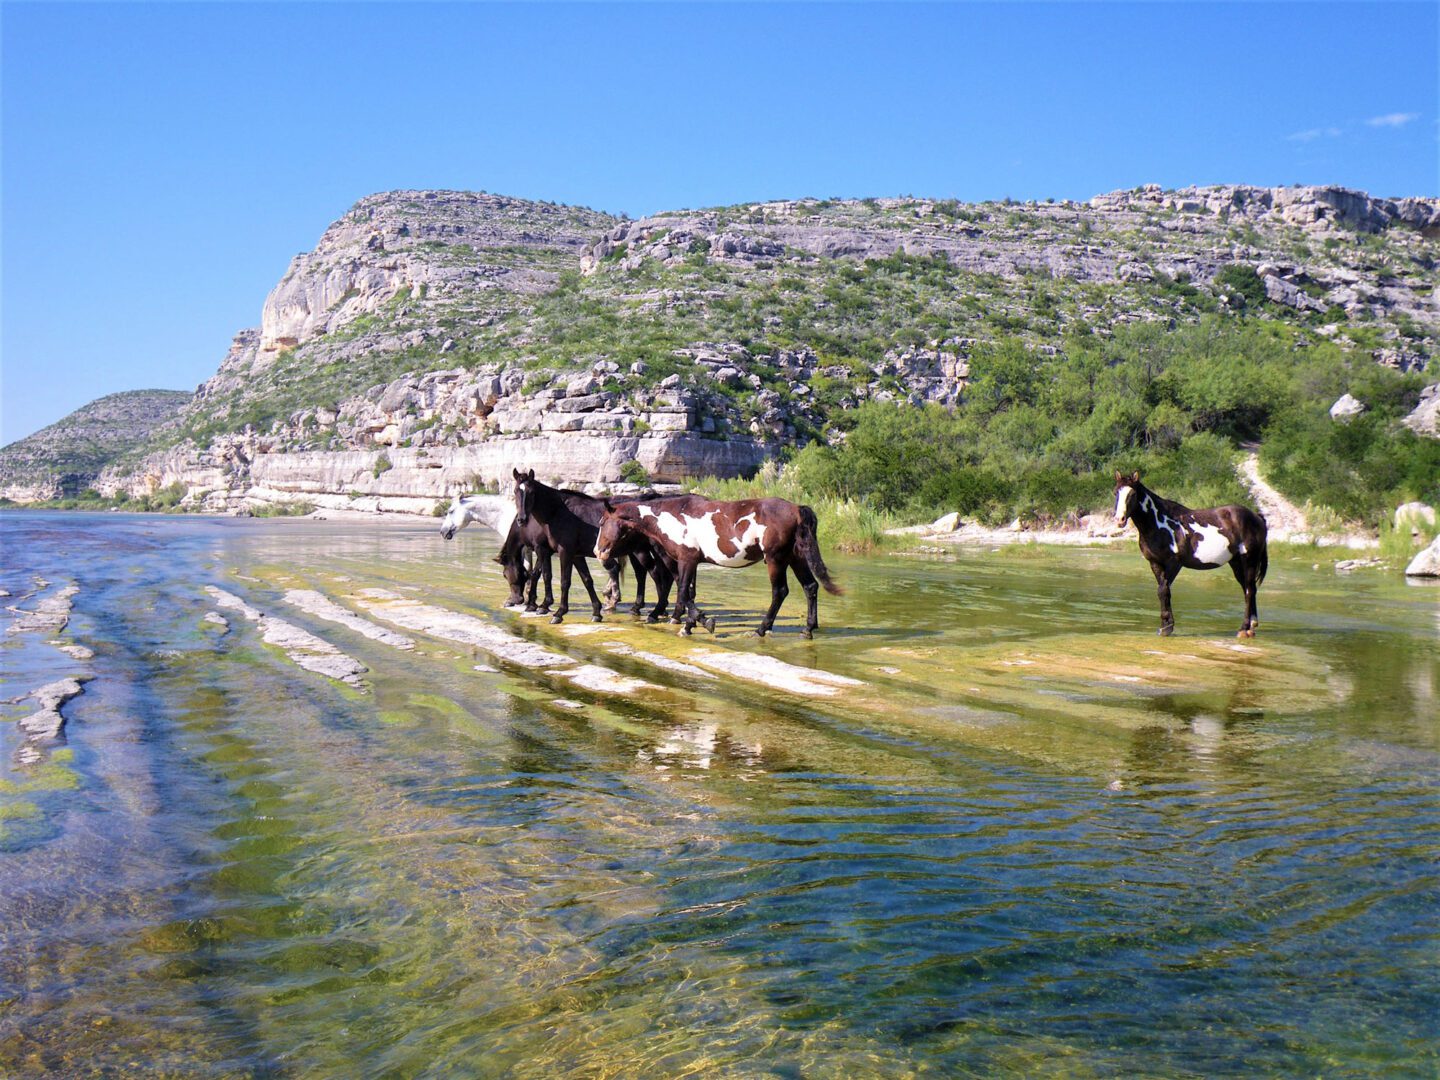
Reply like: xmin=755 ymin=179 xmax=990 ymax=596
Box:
xmin=597 ymin=495 xmax=842 ymax=638
xmin=1113 ymin=471 xmax=1268 ymax=638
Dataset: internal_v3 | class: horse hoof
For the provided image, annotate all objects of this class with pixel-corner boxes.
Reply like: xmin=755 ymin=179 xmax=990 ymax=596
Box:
xmin=645 ymin=614 xmax=660 ymax=625
xmin=591 ymin=614 xmax=603 ymax=623
xmin=1157 ymin=625 xmax=1174 ymax=637
xmin=751 ymin=628 xmax=766 ymax=638
xmin=550 ymin=615 xmax=563 ymax=625
xmin=801 ymin=629 xmax=813 ymax=640
xmin=705 ymin=618 xmax=718 ymax=634
xmin=678 ymin=627 xmax=692 ymax=638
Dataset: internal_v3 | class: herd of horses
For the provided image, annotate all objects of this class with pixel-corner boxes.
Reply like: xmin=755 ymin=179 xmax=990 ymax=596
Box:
xmin=440 ymin=468 xmax=1269 ymax=640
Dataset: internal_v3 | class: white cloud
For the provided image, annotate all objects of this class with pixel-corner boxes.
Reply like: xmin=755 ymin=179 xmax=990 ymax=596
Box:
xmin=1366 ymin=112 xmax=1420 ymax=128
xmin=1285 ymin=126 xmax=1342 ymax=143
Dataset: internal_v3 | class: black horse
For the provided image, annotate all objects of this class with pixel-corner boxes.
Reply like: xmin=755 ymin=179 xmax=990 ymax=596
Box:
xmin=1113 ymin=471 xmax=1268 ymax=638
xmin=513 ymin=469 xmax=681 ymax=624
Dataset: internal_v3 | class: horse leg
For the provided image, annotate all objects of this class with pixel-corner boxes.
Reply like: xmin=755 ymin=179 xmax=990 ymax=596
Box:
xmin=676 ymin=559 xmax=703 ymax=636
xmin=538 ymin=550 xmax=554 ymax=613
xmin=601 ymin=558 xmax=620 ymax=613
xmin=630 ymin=554 xmax=648 ymax=616
xmin=790 ymin=558 xmax=821 ymax=639
xmin=1152 ymin=561 xmax=1178 ymax=636
xmin=649 ymin=561 xmax=673 ymax=624
xmin=573 ymin=557 xmax=604 ymax=622
xmin=551 ymin=554 xmax=572 ymax=624
xmin=523 ymin=547 xmax=543 ymax=612
xmin=754 ymin=559 xmax=789 ymax=637
xmin=1231 ymin=558 xmax=1259 ymax=638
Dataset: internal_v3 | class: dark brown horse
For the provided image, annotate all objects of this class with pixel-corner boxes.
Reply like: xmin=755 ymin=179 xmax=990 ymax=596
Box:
xmin=512 ymin=469 xmax=681 ymax=624
xmin=1114 ymin=471 xmax=1268 ymax=638
xmin=513 ymin=469 xmax=605 ymax=623
xmin=597 ymin=494 xmax=842 ymax=638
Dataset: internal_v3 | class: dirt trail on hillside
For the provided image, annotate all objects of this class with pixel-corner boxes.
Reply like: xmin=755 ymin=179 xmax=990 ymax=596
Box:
xmin=1238 ymin=453 xmax=1310 ymax=536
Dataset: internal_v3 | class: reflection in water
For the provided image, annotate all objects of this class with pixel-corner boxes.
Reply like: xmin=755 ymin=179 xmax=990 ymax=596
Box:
xmin=1 ymin=511 xmax=1437 ymax=1076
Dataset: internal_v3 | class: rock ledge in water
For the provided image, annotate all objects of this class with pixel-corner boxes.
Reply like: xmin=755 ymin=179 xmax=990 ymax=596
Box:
xmin=205 ymin=586 xmax=368 ymax=688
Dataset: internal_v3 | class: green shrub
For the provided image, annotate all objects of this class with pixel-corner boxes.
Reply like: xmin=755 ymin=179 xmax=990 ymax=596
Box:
xmin=1213 ymin=264 xmax=1267 ymax=310
xmin=619 ymin=460 xmax=651 ymax=485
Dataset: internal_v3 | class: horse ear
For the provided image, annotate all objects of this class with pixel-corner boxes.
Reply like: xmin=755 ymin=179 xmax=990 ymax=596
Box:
xmin=1114 ymin=470 xmax=1123 ymax=483
xmin=1130 ymin=471 xmax=1141 ymax=484
xmin=512 ymin=468 xmax=522 ymax=481
xmin=527 ymin=468 xmax=535 ymax=481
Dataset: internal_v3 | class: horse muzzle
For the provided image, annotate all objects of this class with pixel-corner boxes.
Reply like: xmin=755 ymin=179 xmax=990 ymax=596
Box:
xmin=1115 ymin=514 xmax=1128 ymax=527
xmin=441 ymin=528 xmax=455 ymax=540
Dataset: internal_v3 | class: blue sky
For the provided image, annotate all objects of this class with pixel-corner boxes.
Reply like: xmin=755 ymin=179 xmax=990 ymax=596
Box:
xmin=3 ymin=2 xmax=1436 ymax=444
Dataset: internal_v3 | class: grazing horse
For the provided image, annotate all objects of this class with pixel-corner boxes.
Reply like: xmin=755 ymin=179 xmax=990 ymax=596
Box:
xmin=597 ymin=494 xmax=842 ymax=638
xmin=1113 ymin=471 xmax=1268 ymax=638
xmin=438 ymin=493 xmax=534 ymax=608
xmin=512 ymin=469 xmax=614 ymax=624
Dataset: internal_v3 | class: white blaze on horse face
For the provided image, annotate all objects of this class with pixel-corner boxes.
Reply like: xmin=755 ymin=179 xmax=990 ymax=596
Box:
xmin=1190 ymin=523 xmax=1234 ymax=566
xmin=1115 ymin=486 xmax=1133 ymax=525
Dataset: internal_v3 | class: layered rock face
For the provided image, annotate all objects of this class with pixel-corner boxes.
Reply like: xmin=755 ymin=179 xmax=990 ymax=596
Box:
xmin=5 ymin=184 xmax=1437 ymax=512
xmin=1089 ymin=184 xmax=1440 ymax=236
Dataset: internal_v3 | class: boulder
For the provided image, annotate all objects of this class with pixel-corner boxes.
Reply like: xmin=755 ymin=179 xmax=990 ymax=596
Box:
xmin=1329 ymin=393 xmax=1366 ymax=422
xmin=1403 ymin=384 xmax=1440 ymax=438
xmin=929 ymin=511 xmax=961 ymax=533
xmin=1404 ymin=535 xmax=1440 ymax=577
xmin=1394 ymin=502 xmax=1436 ymax=531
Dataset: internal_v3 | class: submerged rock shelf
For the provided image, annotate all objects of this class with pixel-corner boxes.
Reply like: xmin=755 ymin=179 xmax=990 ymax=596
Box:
xmin=205 ymin=585 xmax=368 ymax=689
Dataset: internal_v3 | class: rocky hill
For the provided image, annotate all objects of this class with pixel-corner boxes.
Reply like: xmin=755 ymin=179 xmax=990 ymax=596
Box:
xmin=3 ymin=183 xmax=1436 ymax=515
xmin=0 ymin=390 xmax=192 ymax=501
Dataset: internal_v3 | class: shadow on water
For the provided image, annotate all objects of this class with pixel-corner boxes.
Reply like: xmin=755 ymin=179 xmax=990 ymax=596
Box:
xmin=1 ymin=511 xmax=1437 ymax=1076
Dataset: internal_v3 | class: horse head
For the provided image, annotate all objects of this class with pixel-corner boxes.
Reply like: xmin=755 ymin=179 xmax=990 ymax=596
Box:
xmin=599 ymin=501 xmax=639 ymax=567
xmin=1114 ymin=470 xmax=1142 ymax=526
xmin=439 ymin=496 xmax=470 ymax=540
xmin=512 ymin=468 xmax=536 ymax=525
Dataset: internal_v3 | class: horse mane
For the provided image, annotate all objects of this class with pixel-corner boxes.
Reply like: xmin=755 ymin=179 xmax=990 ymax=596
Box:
xmin=1135 ymin=479 xmax=1190 ymax=517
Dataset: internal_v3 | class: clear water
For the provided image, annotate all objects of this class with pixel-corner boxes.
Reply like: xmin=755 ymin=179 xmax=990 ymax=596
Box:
xmin=2 ymin=511 xmax=1437 ymax=1077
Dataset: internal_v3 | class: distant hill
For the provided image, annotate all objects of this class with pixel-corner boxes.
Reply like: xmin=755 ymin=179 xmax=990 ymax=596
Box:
xmin=0 ymin=390 xmax=191 ymax=500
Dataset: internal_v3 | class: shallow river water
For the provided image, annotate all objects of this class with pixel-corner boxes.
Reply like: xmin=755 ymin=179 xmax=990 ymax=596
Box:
xmin=2 ymin=511 xmax=1437 ymax=1077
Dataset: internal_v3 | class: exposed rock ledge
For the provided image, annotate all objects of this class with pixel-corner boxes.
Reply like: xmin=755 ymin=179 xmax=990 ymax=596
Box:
xmin=103 ymin=433 xmax=769 ymax=516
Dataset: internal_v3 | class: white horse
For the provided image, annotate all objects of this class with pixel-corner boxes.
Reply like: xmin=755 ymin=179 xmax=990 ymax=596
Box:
xmin=439 ymin=493 xmax=537 ymax=607
xmin=439 ymin=493 xmax=516 ymax=542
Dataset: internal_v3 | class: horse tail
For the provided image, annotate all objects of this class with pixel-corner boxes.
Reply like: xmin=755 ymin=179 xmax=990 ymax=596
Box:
xmin=796 ymin=505 xmax=844 ymax=595
xmin=1255 ymin=511 xmax=1269 ymax=586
